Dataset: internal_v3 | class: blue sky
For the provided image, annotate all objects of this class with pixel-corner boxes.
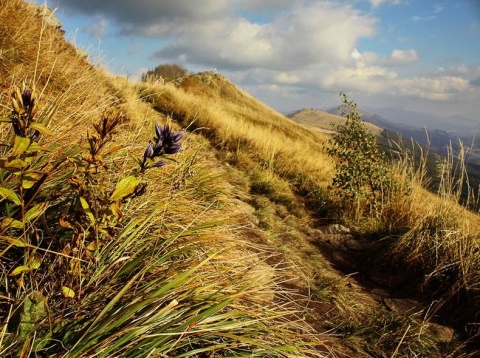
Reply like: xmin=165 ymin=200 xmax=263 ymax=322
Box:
xmin=31 ymin=0 xmax=480 ymax=122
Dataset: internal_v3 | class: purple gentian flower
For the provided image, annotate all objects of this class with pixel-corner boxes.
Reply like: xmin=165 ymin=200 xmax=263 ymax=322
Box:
xmin=141 ymin=122 xmax=184 ymax=171
xmin=22 ymin=89 xmax=34 ymax=109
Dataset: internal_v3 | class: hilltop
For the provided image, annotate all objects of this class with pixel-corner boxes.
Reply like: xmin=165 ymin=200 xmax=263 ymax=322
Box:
xmin=289 ymin=107 xmax=480 ymax=200
xmin=1 ymin=2 xmax=480 ymax=357
xmin=287 ymin=108 xmax=383 ymax=136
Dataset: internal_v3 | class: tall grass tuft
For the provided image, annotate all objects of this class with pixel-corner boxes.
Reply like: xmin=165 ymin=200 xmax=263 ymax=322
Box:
xmin=0 ymin=82 xmax=322 ymax=356
xmin=388 ymin=140 xmax=480 ymax=336
xmin=137 ymin=80 xmax=334 ymax=206
xmin=0 ymin=4 xmax=325 ymax=354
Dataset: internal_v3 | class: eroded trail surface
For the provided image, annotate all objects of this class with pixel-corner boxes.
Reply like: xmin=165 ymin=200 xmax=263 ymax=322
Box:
xmin=310 ymin=225 xmax=455 ymax=343
xmin=213 ymin=155 xmax=461 ymax=356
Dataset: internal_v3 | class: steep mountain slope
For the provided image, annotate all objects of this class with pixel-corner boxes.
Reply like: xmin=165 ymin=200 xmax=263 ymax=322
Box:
xmin=1 ymin=2 xmax=480 ymax=356
xmin=139 ymin=75 xmax=480 ymax=355
xmin=0 ymin=2 xmax=326 ymax=356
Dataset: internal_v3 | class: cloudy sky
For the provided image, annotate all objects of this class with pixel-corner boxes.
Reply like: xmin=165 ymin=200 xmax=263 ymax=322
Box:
xmin=32 ymin=0 xmax=480 ymax=121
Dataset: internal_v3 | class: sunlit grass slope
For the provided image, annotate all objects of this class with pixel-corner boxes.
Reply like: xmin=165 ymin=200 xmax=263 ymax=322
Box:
xmin=2 ymin=1 xmax=480 ymax=357
xmin=0 ymin=2 xmax=325 ymax=356
xmin=141 ymin=74 xmax=334 ymax=188
xmin=139 ymin=70 xmax=480 ymax=353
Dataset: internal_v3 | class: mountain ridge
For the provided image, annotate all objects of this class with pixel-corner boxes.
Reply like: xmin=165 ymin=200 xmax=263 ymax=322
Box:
xmin=2 ymin=2 xmax=480 ymax=355
xmin=289 ymin=106 xmax=478 ymax=160
xmin=320 ymin=104 xmax=479 ymax=137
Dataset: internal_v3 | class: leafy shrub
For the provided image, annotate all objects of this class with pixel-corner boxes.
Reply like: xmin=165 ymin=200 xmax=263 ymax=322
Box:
xmin=141 ymin=63 xmax=189 ymax=83
xmin=0 ymin=83 xmax=189 ymax=354
xmin=326 ymin=93 xmax=391 ymax=219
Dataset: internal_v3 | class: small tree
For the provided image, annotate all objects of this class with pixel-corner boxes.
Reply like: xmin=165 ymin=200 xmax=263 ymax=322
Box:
xmin=326 ymin=93 xmax=390 ymax=218
xmin=141 ymin=63 xmax=189 ymax=83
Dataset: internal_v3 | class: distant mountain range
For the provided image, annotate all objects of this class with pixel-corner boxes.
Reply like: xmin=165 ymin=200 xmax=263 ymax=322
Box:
xmin=325 ymin=106 xmax=479 ymax=138
xmin=364 ymin=107 xmax=479 ymax=138
xmin=288 ymin=107 xmax=480 ymax=171
xmin=326 ymin=106 xmax=480 ymax=161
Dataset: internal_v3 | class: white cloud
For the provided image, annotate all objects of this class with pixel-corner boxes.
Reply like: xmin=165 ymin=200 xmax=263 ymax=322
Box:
xmin=61 ymin=0 xmax=229 ymax=37
xmin=274 ymin=72 xmax=300 ymax=84
xmin=387 ymin=49 xmax=420 ymax=66
xmin=154 ymin=2 xmax=377 ymax=71
xmin=83 ymin=17 xmax=109 ymax=37
xmin=433 ymin=3 xmax=444 ymax=14
xmin=395 ymin=76 xmax=470 ymax=100
xmin=359 ymin=49 xmax=420 ymax=67
xmin=322 ymin=65 xmax=398 ymax=93
xmin=58 ymin=0 xmax=378 ymax=72
xmin=432 ymin=63 xmax=480 ymax=78
xmin=231 ymin=0 xmax=291 ymax=12
xmin=370 ymin=0 xmax=405 ymax=8
xmin=411 ymin=15 xmax=435 ymax=22
xmin=351 ymin=49 xmax=363 ymax=61
xmin=132 ymin=67 xmax=148 ymax=81
xmin=56 ymin=0 xmax=479 ymax=117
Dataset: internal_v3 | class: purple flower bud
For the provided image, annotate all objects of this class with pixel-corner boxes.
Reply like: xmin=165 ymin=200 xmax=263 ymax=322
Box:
xmin=142 ymin=122 xmax=185 ymax=170
xmin=143 ymin=143 xmax=154 ymax=160
xmin=30 ymin=130 xmax=40 ymax=142
xmin=153 ymin=141 xmax=164 ymax=155
xmin=155 ymin=123 xmax=164 ymax=140
xmin=152 ymin=160 xmax=167 ymax=167
xmin=12 ymin=123 xmax=22 ymax=136
xmin=172 ymin=130 xmax=185 ymax=142
xmin=22 ymin=89 xmax=34 ymax=110
xmin=164 ymin=144 xmax=182 ymax=154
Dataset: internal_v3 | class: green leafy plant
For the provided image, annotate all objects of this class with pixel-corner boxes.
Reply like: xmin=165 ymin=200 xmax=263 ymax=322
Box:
xmin=326 ymin=92 xmax=391 ymax=219
xmin=0 ymin=83 xmax=187 ymax=354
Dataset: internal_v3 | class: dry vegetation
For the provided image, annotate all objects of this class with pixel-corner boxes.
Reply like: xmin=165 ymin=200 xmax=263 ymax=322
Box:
xmin=288 ymin=108 xmax=383 ymax=136
xmin=1 ymin=1 xmax=480 ymax=357
xmin=0 ymin=2 xmax=323 ymax=356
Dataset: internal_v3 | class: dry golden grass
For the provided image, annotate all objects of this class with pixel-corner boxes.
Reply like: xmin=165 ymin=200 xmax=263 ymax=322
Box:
xmin=140 ymin=70 xmax=480 ymax=352
xmin=137 ymin=73 xmax=480 ymax=355
xmin=392 ymin=144 xmax=480 ymax=289
xmin=0 ymin=2 xmax=328 ymax=356
xmin=2 ymin=1 xmax=480 ymax=355
xmin=138 ymin=77 xmax=335 ymax=195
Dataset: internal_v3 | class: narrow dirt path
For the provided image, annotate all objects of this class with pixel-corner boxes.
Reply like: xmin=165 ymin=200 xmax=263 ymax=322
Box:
xmin=212 ymin=156 xmax=459 ymax=356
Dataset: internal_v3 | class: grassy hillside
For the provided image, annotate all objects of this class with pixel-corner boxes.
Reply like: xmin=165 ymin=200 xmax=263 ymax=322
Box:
xmin=288 ymin=108 xmax=383 ymax=137
xmin=1 ymin=2 xmax=480 ymax=357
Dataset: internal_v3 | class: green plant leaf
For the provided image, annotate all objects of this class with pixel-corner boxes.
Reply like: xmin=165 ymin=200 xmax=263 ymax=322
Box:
xmin=110 ymin=201 xmax=122 ymax=219
xmin=3 ymin=158 xmax=28 ymax=169
xmin=29 ymin=122 xmax=53 ymax=135
xmin=2 ymin=236 xmax=27 ymax=247
xmin=61 ymin=286 xmax=75 ymax=298
xmin=26 ymin=142 xmax=47 ymax=154
xmin=86 ymin=241 xmax=97 ymax=251
xmin=13 ymin=136 xmax=31 ymax=156
xmin=29 ymin=253 xmax=42 ymax=270
xmin=11 ymin=265 xmax=30 ymax=276
xmin=109 ymin=175 xmax=139 ymax=201
xmin=0 ymin=187 xmax=22 ymax=205
xmin=22 ymin=171 xmax=44 ymax=189
xmin=17 ymin=291 xmax=50 ymax=348
xmin=80 ymin=197 xmax=95 ymax=225
xmin=24 ymin=202 xmax=49 ymax=222
xmin=1 ymin=218 xmax=24 ymax=229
